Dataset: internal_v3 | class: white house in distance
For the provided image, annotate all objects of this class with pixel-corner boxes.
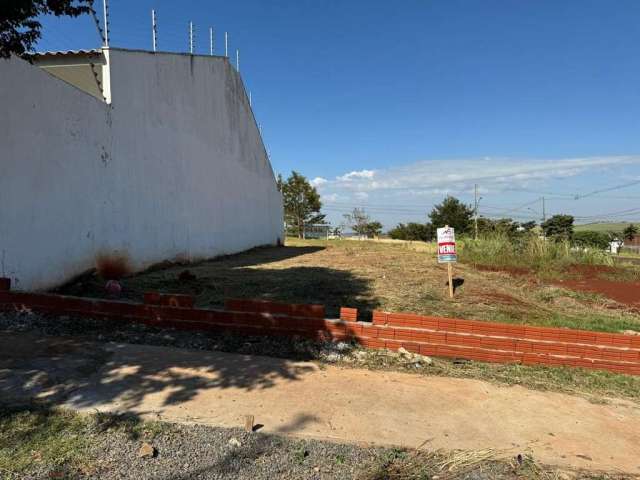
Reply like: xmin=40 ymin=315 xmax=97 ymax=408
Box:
xmin=0 ymin=47 xmax=283 ymax=291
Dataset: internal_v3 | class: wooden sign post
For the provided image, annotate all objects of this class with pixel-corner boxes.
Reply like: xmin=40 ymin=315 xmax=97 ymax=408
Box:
xmin=437 ymin=225 xmax=457 ymax=298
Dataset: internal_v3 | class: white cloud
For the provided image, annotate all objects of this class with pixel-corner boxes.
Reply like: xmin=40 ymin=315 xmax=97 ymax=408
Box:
xmin=316 ymin=155 xmax=640 ymax=229
xmin=337 ymin=169 xmax=376 ymax=181
xmin=321 ymin=156 xmax=640 ymax=197
xmin=322 ymin=193 xmax=340 ymax=202
xmin=314 ymin=155 xmax=640 ymax=210
xmin=310 ymin=177 xmax=328 ymax=187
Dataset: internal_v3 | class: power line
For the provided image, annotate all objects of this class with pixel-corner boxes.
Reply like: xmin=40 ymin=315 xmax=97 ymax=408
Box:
xmin=573 ymin=179 xmax=640 ymax=200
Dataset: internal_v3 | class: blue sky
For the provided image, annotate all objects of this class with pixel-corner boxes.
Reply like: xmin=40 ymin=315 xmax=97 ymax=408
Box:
xmin=36 ymin=0 xmax=640 ymax=227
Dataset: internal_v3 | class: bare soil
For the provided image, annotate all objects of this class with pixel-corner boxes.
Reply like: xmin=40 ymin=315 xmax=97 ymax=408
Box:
xmin=554 ymin=265 xmax=640 ymax=309
xmin=55 ymin=238 xmax=640 ymax=333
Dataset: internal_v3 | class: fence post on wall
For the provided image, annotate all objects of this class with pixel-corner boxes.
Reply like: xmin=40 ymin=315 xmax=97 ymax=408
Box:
xmin=151 ymin=10 xmax=157 ymax=51
xmin=102 ymin=0 xmax=110 ymax=47
xmin=189 ymin=22 xmax=194 ymax=54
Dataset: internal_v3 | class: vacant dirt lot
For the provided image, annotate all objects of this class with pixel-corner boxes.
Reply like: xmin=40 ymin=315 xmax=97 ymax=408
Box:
xmin=59 ymin=238 xmax=640 ymax=334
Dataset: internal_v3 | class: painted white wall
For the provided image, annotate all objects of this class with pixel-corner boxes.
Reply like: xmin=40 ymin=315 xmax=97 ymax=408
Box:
xmin=0 ymin=49 xmax=283 ymax=290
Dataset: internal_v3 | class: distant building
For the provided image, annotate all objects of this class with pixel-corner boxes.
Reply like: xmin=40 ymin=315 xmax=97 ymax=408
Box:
xmin=623 ymin=235 xmax=640 ymax=253
xmin=303 ymin=224 xmax=331 ymax=240
xmin=0 ymin=47 xmax=283 ymax=290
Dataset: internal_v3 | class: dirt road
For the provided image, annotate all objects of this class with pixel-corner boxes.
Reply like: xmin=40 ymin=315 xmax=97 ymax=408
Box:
xmin=1 ymin=331 xmax=639 ymax=474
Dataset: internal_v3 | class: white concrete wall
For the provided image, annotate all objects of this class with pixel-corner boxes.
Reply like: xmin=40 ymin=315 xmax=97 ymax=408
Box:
xmin=0 ymin=49 xmax=283 ymax=290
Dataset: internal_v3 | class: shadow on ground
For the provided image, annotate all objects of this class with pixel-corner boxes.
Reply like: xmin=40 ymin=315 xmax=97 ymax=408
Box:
xmin=0 ymin=331 xmax=315 ymax=412
xmin=56 ymin=245 xmax=381 ymax=318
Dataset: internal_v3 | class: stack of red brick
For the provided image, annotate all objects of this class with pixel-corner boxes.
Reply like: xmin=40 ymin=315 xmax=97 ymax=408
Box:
xmin=0 ymin=277 xmax=638 ymax=376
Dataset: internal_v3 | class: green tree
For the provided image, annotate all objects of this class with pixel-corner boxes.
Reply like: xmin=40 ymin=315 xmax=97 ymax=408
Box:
xmin=475 ymin=217 xmax=525 ymax=239
xmin=388 ymin=222 xmax=434 ymax=241
xmin=520 ymin=221 xmax=537 ymax=232
xmin=429 ymin=196 xmax=474 ymax=234
xmin=573 ymin=231 xmax=610 ymax=250
xmin=623 ymin=223 xmax=638 ymax=241
xmin=343 ymin=208 xmax=382 ymax=238
xmin=541 ymin=214 xmax=574 ymax=241
xmin=365 ymin=221 xmax=383 ymax=238
xmin=279 ymin=171 xmax=325 ymax=238
xmin=493 ymin=218 xmax=520 ymax=237
xmin=0 ymin=1 xmax=93 ymax=59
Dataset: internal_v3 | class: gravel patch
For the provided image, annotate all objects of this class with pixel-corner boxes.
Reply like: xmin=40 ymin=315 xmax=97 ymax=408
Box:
xmin=0 ymin=310 xmax=432 ymax=370
xmin=86 ymin=423 xmax=383 ymax=480
xmin=4 ymin=410 xmax=625 ymax=480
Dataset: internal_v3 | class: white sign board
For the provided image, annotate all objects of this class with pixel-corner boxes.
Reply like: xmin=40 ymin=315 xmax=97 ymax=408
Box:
xmin=437 ymin=226 xmax=457 ymax=263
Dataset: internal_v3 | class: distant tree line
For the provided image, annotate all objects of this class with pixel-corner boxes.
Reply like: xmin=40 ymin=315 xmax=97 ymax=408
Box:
xmin=388 ymin=196 xmax=537 ymax=242
xmin=387 ymin=195 xmax=637 ymax=251
xmin=275 ymin=174 xmax=638 ymax=249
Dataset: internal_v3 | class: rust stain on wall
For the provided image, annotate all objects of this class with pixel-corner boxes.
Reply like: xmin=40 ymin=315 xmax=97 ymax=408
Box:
xmin=95 ymin=252 xmax=132 ymax=280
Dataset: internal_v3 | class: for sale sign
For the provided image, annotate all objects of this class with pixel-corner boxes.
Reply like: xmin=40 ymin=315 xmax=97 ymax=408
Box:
xmin=437 ymin=226 xmax=457 ymax=263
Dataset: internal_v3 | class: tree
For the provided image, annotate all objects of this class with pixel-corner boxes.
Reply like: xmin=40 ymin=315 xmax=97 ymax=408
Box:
xmin=541 ymin=214 xmax=574 ymax=241
xmin=520 ymin=221 xmax=537 ymax=232
xmin=493 ymin=218 xmax=520 ymax=237
xmin=429 ymin=196 xmax=474 ymax=235
xmin=343 ymin=208 xmax=370 ymax=237
xmin=343 ymin=208 xmax=382 ymax=238
xmin=279 ymin=171 xmax=325 ymax=238
xmin=573 ymin=231 xmax=610 ymax=250
xmin=365 ymin=221 xmax=383 ymax=238
xmin=623 ymin=224 xmax=638 ymax=242
xmin=474 ymin=217 xmax=527 ymax=239
xmin=0 ymin=1 xmax=93 ymax=59
xmin=388 ymin=222 xmax=435 ymax=242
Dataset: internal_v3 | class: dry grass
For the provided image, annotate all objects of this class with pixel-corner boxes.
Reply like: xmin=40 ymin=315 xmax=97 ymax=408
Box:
xmin=357 ymin=447 xmax=627 ymax=480
xmin=59 ymin=238 xmax=640 ymax=333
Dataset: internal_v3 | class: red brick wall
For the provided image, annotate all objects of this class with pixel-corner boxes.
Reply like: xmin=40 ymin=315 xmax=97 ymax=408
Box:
xmin=0 ymin=277 xmax=638 ymax=376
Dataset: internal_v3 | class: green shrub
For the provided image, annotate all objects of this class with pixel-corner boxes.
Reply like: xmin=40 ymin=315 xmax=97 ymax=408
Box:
xmin=388 ymin=222 xmax=434 ymax=242
xmin=459 ymin=233 xmax=612 ymax=271
xmin=573 ymin=231 xmax=610 ymax=250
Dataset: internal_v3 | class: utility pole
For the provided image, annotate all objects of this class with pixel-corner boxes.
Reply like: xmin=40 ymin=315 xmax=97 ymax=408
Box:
xmin=209 ymin=27 xmax=214 ymax=55
xmin=151 ymin=10 xmax=157 ymax=52
xmin=236 ymin=49 xmax=240 ymax=72
xmin=474 ymin=184 xmax=479 ymax=240
xmin=224 ymin=32 xmax=228 ymax=57
xmin=542 ymin=196 xmax=546 ymax=223
xmin=299 ymin=192 xmax=305 ymax=239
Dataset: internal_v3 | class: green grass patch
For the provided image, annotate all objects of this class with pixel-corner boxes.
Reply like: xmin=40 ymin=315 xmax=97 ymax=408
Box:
xmin=0 ymin=406 xmax=91 ymax=475
xmin=574 ymin=222 xmax=630 ymax=234
xmin=459 ymin=234 xmax=613 ymax=272
xmin=489 ymin=309 xmax=640 ymax=333
xmin=0 ymin=406 xmax=168 ymax=477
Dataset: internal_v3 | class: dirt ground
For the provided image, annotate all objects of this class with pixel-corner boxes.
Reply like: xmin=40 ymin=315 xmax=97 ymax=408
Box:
xmin=58 ymin=238 xmax=640 ymax=334
xmin=552 ymin=265 xmax=640 ymax=309
xmin=2 ymin=331 xmax=639 ymax=475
